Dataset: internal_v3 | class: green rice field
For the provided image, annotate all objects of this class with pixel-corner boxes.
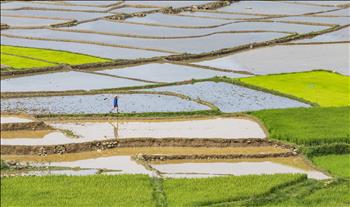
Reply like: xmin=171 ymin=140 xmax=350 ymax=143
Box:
xmin=250 ymin=107 xmax=350 ymax=145
xmin=239 ymin=71 xmax=350 ymax=107
xmin=1 ymin=45 xmax=109 ymax=70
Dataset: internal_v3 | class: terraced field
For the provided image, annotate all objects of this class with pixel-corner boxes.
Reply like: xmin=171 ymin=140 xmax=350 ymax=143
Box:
xmin=1 ymin=1 xmax=349 ymax=207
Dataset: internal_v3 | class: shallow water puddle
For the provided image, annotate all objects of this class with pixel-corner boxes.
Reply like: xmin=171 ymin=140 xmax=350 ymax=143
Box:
xmin=151 ymin=157 xmax=330 ymax=180
xmin=195 ymin=43 xmax=350 ymax=75
xmin=51 ymin=117 xmax=266 ymax=140
xmin=1 ymin=36 xmax=170 ymax=59
xmin=1 ymin=71 xmax=148 ymax=92
xmin=36 ymin=156 xmax=152 ymax=175
xmin=1 ymin=116 xmax=33 ymax=124
xmin=0 ymin=16 xmax=66 ymax=27
xmin=216 ymin=1 xmax=332 ymax=15
xmin=1 ymin=93 xmax=209 ymax=115
xmin=2 ymin=29 xmax=285 ymax=54
xmin=97 ymin=63 xmax=248 ymax=82
xmin=147 ymin=81 xmax=309 ymax=112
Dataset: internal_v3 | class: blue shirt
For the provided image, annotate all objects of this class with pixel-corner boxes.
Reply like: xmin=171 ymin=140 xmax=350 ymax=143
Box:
xmin=113 ymin=97 xmax=118 ymax=107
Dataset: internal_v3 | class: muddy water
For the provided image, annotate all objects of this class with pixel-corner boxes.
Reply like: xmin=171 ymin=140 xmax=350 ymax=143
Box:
xmin=97 ymin=63 xmax=249 ymax=82
xmin=37 ymin=156 xmax=152 ymax=175
xmin=216 ymin=1 xmax=332 ymax=15
xmin=152 ymin=159 xmax=330 ymax=180
xmin=1 ymin=130 xmax=54 ymax=139
xmin=0 ymin=116 xmax=33 ymax=123
xmin=147 ymin=81 xmax=309 ymax=112
xmin=195 ymin=44 xmax=350 ymax=75
xmin=2 ymin=29 xmax=285 ymax=54
xmin=1 ymin=71 xmax=148 ymax=92
xmin=0 ymin=16 xmax=65 ymax=27
xmin=2 ymin=146 xmax=290 ymax=162
xmin=1 ymin=94 xmax=209 ymax=115
xmin=0 ymin=131 xmax=80 ymax=145
xmin=0 ymin=36 xmax=170 ymax=59
xmin=51 ymin=117 xmax=266 ymax=140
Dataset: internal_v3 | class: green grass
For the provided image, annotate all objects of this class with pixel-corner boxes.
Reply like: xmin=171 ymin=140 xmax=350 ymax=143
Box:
xmin=239 ymin=71 xmax=350 ymax=107
xmin=233 ymin=180 xmax=350 ymax=207
xmin=1 ymin=53 xmax=56 ymax=69
xmin=1 ymin=45 xmax=110 ymax=67
xmin=312 ymin=154 xmax=350 ymax=178
xmin=163 ymin=174 xmax=306 ymax=207
xmin=1 ymin=175 xmax=155 ymax=207
xmin=250 ymin=107 xmax=350 ymax=145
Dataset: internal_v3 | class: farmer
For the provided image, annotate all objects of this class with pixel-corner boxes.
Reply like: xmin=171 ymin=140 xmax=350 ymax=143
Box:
xmin=111 ymin=95 xmax=119 ymax=113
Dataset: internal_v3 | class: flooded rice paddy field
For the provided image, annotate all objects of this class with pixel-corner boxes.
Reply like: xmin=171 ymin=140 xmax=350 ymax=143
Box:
xmin=70 ymin=20 xmax=328 ymax=37
xmin=1 ymin=71 xmax=149 ymax=92
xmin=50 ymin=117 xmax=266 ymax=140
xmin=1 ymin=16 xmax=68 ymax=27
xmin=2 ymin=154 xmax=329 ymax=180
xmin=296 ymin=26 xmax=350 ymax=43
xmin=1 ymin=93 xmax=210 ymax=115
xmin=1 ymin=117 xmax=265 ymax=145
xmin=151 ymin=158 xmax=329 ymax=180
xmin=195 ymin=43 xmax=350 ymax=75
xmin=1 ymin=1 xmax=347 ymax=182
xmin=1 ymin=115 xmax=33 ymax=124
xmin=125 ymin=13 xmax=233 ymax=27
xmin=124 ymin=1 xmax=214 ymax=8
xmin=0 ymin=36 xmax=170 ymax=59
xmin=1 ymin=10 xmax=109 ymax=21
xmin=274 ymin=16 xmax=350 ymax=26
xmin=0 ymin=1 xmax=110 ymax=11
xmin=97 ymin=63 xmax=249 ymax=82
xmin=216 ymin=1 xmax=335 ymax=15
xmin=2 ymin=29 xmax=285 ymax=54
xmin=147 ymin=81 xmax=309 ymax=112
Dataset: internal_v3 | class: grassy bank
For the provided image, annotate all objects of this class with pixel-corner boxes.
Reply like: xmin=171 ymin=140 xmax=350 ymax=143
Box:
xmin=239 ymin=71 xmax=350 ymax=107
xmin=1 ymin=175 xmax=155 ymax=207
xmin=250 ymin=107 xmax=350 ymax=145
xmin=233 ymin=179 xmax=350 ymax=207
xmin=312 ymin=154 xmax=350 ymax=178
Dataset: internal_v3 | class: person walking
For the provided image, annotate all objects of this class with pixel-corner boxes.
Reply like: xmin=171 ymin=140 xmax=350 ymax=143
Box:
xmin=111 ymin=95 xmax=119 ymax=113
